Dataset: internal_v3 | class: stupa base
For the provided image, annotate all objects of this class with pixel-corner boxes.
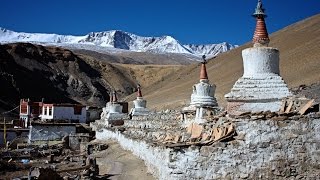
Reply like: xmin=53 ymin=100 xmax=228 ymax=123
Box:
xmin=226 ymin=100 xmax=283 ymax=115
xmin=130 ymin=108 xmax=150 ymax=116
xmin=106 ymin=113 xmax=128 ymax=121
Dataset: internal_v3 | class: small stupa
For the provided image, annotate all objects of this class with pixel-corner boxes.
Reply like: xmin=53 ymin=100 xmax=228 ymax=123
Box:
xmin=100 ymin=92 xmax=113 ymax=120
xmin=182 ymin=55 xmax=218 ymax=123
xmin=225 ymin=0 xmax=292 ymax=114
xmin=105 ymin=91 xmax=127 ymax=121
xmin=190 ymin=55 xmax=218 ymax=107
xmin=129 ymin=84 xmax=149 ymax=116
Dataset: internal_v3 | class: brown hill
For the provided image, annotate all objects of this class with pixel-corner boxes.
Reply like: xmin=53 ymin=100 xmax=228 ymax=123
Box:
xmin=0 ymin=43 xmax=183 ymax=112
xmin=138 ymin=14 xmax=320 ymax=110
xmin=74 ymin=48 xmax=198 ymax=65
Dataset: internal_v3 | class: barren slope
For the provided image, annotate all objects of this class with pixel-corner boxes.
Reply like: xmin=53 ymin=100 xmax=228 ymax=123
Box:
xmin=0 ymin=43 xmax=182 ymax=112
xmin=139 ymin=14 xmax=320 ymax=110
xmin=75 ymin=48 xmax=198 ymax=65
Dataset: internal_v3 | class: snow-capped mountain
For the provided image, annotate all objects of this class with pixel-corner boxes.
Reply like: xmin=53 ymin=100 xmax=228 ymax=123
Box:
xmin=0 ymin=27 xmax=237 ymax=57
xmin=184 ymin=43 xmax=236 ymax=58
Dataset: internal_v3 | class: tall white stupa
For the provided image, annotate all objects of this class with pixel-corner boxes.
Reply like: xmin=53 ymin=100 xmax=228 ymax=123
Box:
xmin=225 ymin=0 xmax=292 ymax=114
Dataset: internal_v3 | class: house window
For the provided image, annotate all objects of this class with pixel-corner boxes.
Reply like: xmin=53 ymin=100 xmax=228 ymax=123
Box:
xmin=48 ymin=107 xmax=52 ymax=116
xmin=21 ymin=105 xmax=28 ymax=114
xmin=74 ymin=106 xmax=82 ymax=115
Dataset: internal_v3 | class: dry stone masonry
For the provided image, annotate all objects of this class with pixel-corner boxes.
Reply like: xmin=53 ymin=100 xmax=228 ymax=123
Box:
xmin=92 ymin=111 xmax=320 ymax=179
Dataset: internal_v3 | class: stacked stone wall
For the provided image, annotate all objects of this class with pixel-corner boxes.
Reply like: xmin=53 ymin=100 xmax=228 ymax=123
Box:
xmin=95 ymin=116 xmax=320 ymax=179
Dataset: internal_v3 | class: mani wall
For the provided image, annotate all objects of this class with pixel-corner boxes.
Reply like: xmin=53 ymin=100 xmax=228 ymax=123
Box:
xmin=94 ymin=112 xmax=320 ymax=179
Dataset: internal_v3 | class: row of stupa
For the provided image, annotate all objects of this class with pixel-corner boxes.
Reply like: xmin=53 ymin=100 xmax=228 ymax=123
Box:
xmin=102 ymin=0 xmax=292 ymax=124
xmin=185 ymin=0 xmax=291 ymax=118
xmin=101 ymin=85 xmax=150 ymax=123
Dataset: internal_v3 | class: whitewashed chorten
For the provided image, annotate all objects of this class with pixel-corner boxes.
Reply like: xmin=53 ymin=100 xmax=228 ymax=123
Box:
xmin=225 ymin=0 xmax=292 ymax=114
xmin=190 ymin=56 xmax=218 ymax=107
xmin=182 ymin=56 xmax=218 ymax=123
xmin=106 ymin=91 xmax=127 ymax=121
xmin=130 ymin=85 xmax=149 ymax=116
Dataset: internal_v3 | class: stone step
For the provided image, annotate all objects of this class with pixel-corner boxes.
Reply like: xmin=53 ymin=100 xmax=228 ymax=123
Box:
xmin=230 ymin=87 xmax=290 ymax=92
xmin=232 ymin=84 xmax=289 ymax=89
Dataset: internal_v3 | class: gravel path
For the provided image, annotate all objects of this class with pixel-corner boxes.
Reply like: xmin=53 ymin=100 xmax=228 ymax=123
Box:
xmin=93 ymin=140 xmax=155 ymax=180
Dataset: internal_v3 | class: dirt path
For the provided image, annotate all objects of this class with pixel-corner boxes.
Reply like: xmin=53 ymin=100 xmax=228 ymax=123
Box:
xmin=93 ymin=140 xmax=155 ymax=180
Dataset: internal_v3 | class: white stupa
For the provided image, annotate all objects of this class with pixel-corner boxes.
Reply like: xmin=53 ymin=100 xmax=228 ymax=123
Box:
xmin=225 ymin=0 xmax=292 ymax=114
xmin=100 ymin=92 xmax=112 ymax=120
xmin=105 ymin=91 xmax=127 ymax=122
xmin=183 ymin=56 xmax=218 ymax=123
xmin=130 ymin=85 xmax=149 ymax=116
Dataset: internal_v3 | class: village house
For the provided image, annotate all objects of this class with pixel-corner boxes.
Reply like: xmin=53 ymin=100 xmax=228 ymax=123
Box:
xmin=41 ymin=103 xmax=86 ymax=123
xmin=19 ymin=99 xmax=43 ymax=128
xmin=20 ymin=99 xmax=87 ymax=125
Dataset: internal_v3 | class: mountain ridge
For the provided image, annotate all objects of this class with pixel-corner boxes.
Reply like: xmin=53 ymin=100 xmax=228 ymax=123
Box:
xmin=0 ymin=28 xmax=236 ymax=57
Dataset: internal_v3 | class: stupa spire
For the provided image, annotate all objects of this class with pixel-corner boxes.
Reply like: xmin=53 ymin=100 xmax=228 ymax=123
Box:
xmin=109 ymin=91 xmax=113 ymax=102
xmin=137 ymin=84 xmax=142 ymax=97
xmin=200 ymin=55 xmax=208 ymax=80
xmin=252 ymin=0 xmax=269 ymax=47
xmin=112 ymin=91 xmax=118 ymax=103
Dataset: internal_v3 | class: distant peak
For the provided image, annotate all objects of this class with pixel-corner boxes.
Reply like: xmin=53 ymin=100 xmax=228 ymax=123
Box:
xmin=162 ymin=35 xmax=175 ymax=40
xmin=0 ymin=27 xmax=8 ymax=32
xmin=113 ymin=30 xmax=130 ymax=35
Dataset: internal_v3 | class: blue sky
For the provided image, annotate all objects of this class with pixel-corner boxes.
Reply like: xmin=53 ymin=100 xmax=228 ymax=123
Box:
xmin=0 ymin=0 xmax=319 ymax=45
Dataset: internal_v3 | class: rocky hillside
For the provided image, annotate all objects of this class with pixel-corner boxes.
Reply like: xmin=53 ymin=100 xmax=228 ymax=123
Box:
xmin=74 ymin=48 xmax=197 ymax=65
xmin=137 ymin=14 xmax=320 ymax=110
xmin=0 ymin=43 xmax=183 ymax=112
xmin=0 ymin=43 xmax=111 ymax=109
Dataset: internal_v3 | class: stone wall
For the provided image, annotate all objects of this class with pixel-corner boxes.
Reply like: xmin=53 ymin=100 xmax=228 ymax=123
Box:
xmin=95 ymin=116 xmax=320 ymax=179
xmin=96 ymin=129 xmax=172 ymax=179
xmin=0 ymin=129 xmax=29 ymax=146
xmin=29 ymin=124 xmax=76 ymax=142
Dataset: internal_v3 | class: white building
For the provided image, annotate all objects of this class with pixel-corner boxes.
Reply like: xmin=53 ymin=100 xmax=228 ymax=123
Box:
xmin=41 ymin=103 xmax=86 ymax=123
xmin=19 ymin=99 xmax=43 ymax=128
